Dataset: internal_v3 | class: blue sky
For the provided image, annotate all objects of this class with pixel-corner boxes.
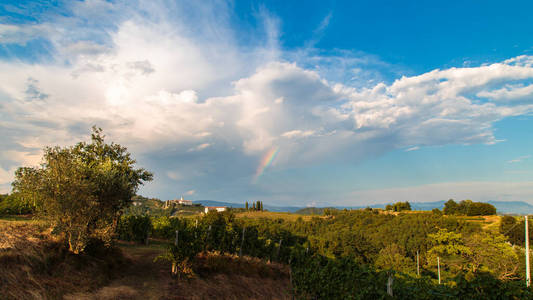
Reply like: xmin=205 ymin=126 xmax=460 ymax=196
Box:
xmin=1 ymin=0 xmax=533 ymax=206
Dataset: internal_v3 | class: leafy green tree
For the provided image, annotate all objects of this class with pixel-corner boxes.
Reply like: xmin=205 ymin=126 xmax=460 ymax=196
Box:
xmin=427 ymin=228 xmax=472 ymax=275
xmin=432 ymin=208 xmax=442 ymax=215
xmin=0 ymin=193 xmax=34 ymax=215
xmin=12 ymin=127 xmax=152 ymax=253
xmin=464 ymin=231 xmax=519 ymax=279
xmin=374 ymin=243 xmax=415 ymax=274
xmin=443 ymin=199 xmax=458 ymax=215
xmin=392 ymin=201 xmax=411 ymax=212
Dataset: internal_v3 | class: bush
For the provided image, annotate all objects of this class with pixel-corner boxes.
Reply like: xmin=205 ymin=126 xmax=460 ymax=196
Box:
xmin=0 ymin=193 xmax=34 ymax=215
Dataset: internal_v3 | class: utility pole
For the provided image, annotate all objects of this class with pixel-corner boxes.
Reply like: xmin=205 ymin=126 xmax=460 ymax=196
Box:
xmin=526 ymin=215 xmax=530 ymax=287
xmin=417 ymin=250 xmax=420 ymax=277
xmin=437 ymin=257 xmax=441 ymax=285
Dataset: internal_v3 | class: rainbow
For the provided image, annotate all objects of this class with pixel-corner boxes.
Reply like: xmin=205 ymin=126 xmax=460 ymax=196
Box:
xmin=252 ymin=147 xmax=279 ymax=183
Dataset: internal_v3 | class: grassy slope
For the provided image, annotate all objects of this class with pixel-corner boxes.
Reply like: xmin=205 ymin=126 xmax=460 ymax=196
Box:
xmin=0 ymin=217 xmax=291 ymax=300
xmin=235 ymin=210 xmax=314 ymax=221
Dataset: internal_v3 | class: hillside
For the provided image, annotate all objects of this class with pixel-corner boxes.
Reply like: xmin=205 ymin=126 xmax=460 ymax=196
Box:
xmin=0 ymin=218 xmax=291 ymax=299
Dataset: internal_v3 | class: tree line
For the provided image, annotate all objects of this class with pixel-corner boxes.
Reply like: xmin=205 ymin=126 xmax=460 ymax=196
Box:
xmin=443 ymin=199 xmax=496 ymax=216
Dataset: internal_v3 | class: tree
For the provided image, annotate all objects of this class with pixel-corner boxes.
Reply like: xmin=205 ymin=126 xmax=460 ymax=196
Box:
xmin=12 ymin=127 xmax=152 ymax=253
xmin=374 ymin=243 xmax=415 ymax=274
xmin=443 ymin=199 xmax=458 ymax=215
xmin=464 ymin=231 xmax=519 ymax=279
xmin=245 ymin=201 xmax=249 ymax=210
xmin=392 ymin=201 xmax=411 ymax=212
xmin=427 ymin=228 xmax=472 ymax=273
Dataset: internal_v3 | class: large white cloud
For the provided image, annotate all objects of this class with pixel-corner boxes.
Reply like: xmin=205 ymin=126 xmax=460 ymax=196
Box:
xmin=1 ymin=1 xmax=533 ymax=200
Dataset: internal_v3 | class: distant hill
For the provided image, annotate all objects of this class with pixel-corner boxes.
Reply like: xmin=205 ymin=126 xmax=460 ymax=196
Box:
xmin=192 ymin=200 xmax=302 ymax=212
xmin=487 ymin=201 xmax=533 ymax=215
xmin=171 ymin=199 xmax=533 ymax=215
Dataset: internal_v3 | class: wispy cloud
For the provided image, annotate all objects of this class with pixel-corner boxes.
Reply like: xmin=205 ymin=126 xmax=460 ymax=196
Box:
xmin=508 ymin=155 xmax=531 ymax=163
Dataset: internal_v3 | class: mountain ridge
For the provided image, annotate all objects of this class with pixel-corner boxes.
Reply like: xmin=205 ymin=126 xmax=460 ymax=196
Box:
xmin=193 ymin=199 xmax=533 ymax=215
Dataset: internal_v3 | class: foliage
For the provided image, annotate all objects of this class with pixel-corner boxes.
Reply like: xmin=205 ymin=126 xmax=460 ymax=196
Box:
xmin=245 ymin=200 xmax=264 ymax=211
xmin=11 ymin=127 xmax=152 ymax=253
xmin=443 ymin=199 xmax=496 ymax=216
xmin=117 ymin=215 xmax=152 ymax=243
xmin=0 ymin=193 xmax=34 ymax=215
xmin=375 ymin=243 xmax=415 ymax=274
xmin=393 ymin=201 xmax=412 ymax=212
xmin=140 ymin=209 xmax=529 ymax=297
xmin=500 ymin=215 xmax=531 ymax=247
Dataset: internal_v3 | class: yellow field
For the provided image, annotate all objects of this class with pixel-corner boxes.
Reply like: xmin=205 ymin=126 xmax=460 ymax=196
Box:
xmin=235 ymin=211 xmax=314 ymax=221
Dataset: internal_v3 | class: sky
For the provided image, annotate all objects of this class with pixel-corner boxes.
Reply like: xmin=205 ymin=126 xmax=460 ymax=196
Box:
xmin=1 ymin=0 xmax=533 ymax=207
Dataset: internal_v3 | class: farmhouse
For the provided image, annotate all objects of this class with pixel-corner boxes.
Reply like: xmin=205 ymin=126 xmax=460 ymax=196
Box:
xmin=204 ymin=206 xmax=227 ymax=213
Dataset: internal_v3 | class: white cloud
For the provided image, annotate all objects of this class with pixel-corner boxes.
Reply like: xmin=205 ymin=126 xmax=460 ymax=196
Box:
xmin=188 ymin=143 xmax=211 ymax=152
xmin=405 ymin=146 xmax=420 ymax=152
xmin=185 ymin=190 xmax=195 ymax=196
xmin=282 ymin=130 xmax=316 ymax=139
xmin=166 ymin=171 xmax=183 ymax=181
xmin=2 ymin=1 xmax=533 ymax=201
xmin=477 ymin=84 xmax=533 ymax=101
xmin=0 ymin=24 xmax=53 ymax=45
xmin=508 ymin=155 xmax=531 ymax=164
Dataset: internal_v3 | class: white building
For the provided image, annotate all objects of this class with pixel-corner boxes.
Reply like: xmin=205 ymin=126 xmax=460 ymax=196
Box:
xmin=204 ymin=206 xmax=227 ymax=213
xmin=164 ymin=196 xmax=193 ymax=208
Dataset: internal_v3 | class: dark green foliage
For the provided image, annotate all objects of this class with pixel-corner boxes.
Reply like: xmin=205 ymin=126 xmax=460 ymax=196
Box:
xmin=11 ymin=127 xmax=152 ymax=253
xmin=443 ymin=199 xmax=496 ymax=216
xmin=0 ymin=193 xmax=34 ymax=215
xmin=295 ymin=207 xmax=337 ymax=215
xmin=443 ymin=199 xmax=459 ymax=215
xmin=290 ymin=252 xmax=533 ymax=299
xmin=499 ymin=216 xmax=532 ymax=247
xmin=117 ymin=215 xmax=152 ymax=243
xmin=145 ymin=209 xmax=528 ymax=298
xmin=392 ymin=201 xmax=411 ymax=212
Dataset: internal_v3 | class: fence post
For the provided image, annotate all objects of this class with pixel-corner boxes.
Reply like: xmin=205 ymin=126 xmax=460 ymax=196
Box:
xmin=437 ymin=257 xmax=441 ymax=284
xmin=387 ymin=273 xmax=394 ymax=296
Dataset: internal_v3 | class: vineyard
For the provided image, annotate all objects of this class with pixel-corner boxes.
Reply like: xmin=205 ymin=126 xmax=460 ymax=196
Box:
xmin=118 ymin=211 xmax=533 ymax=299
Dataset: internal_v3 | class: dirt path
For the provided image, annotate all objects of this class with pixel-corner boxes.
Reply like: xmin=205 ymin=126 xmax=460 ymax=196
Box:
xmin=63 ymin=242 xmax=292 ymax=300
xmin=64 ymin=243 xmax=172 ymax=299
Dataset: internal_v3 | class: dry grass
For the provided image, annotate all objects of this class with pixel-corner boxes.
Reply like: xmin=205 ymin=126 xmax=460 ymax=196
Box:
xmin=236 ymin=211 xmax=313 ymax=221
xmin=0 ymin=219 xmax=292 ymax=299
xmin=0 ymin=220 xmax=126 ymax=300
xmin=169 ymin=252 xmax=291 ymax=300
